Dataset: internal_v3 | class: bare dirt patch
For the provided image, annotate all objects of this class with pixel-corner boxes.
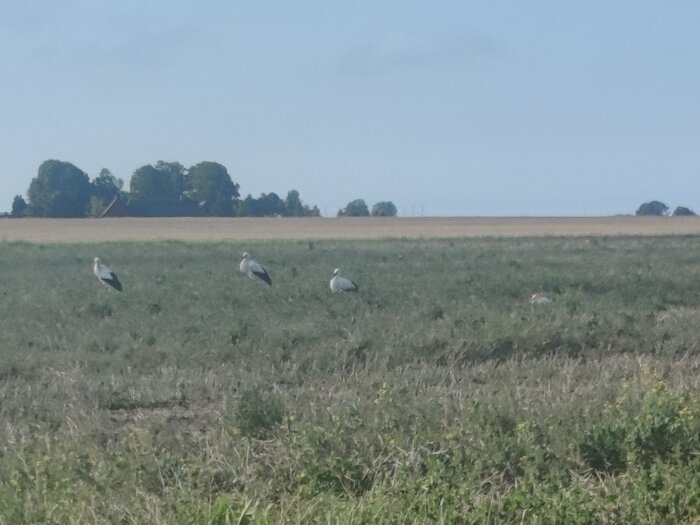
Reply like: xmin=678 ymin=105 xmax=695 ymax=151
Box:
xmin=2 ymin=216 xmax=700 ymax=243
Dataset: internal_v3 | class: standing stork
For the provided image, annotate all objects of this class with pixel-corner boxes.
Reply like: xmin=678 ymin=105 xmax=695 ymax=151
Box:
xmin=239 ymin=252 xmax=272 ymax=286
xmin=93 ymin=257 xmax=123 ymax=291
xmin=330 ymin=268 xmax=358 ymax=293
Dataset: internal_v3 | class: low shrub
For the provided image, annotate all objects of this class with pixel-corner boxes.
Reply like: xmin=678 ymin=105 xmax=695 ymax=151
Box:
xmin=236 ymin=387 xmax=285 ymax=439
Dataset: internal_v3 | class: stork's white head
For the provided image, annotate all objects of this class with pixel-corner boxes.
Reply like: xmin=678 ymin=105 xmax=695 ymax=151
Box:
xmin=332 ymin=268 xmax=340 ymax=276
xmin=242 ymin=252 xmax=249 ymax=259
xmin=94 ymin=257 xmax=101 ymax=264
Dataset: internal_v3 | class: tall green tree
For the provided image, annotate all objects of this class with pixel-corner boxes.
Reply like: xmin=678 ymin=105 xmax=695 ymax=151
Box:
xmin=285 ymin=190 xmax=304 ymax=217
xmin=128 ymin=163 xmax=188 ymax=215
xmin=92 ymin=168 xmax=123 ymax=200
xmin=372 ymin=201 xmax=398 ymax=217
xmin=130 ymin=165 xmax=176 ymax=202
xmin=239 ymin=192 xmax=285 ymax=217
xmin=88 ymin=168 xmax=123 ymax=216
xmin=259 ymin=192 xmax=285 ymax=216
xmin=154 ymin=161 xmax=190 ymax=197
xmin=338 ymin=199 xmax=370 ymax=217
xmin=11 ymin=195 xmax=27 ymax=217
xmin=635 ymin=201 xmax=668 ymax=216
xmin=282 ymin=189 xmax=320 ymax=217
xmin=188 ymin=162 xmax=239 ymax=216
xmin=27 ymin=160 xmax=92 ymax=217
xmin=237 ymin=195 xmax=254 ymax=216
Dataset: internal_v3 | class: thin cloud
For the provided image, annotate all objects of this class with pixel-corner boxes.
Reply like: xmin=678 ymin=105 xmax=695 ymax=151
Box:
xmin=339 ymin=33 xmax=506 ymax=76
xmin=25 ymin=25 xmax=206 ymax=69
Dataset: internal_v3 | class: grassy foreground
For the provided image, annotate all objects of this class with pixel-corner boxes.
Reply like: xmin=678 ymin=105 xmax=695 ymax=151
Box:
xmin=0 ymin=236 xmax=699 ymax=524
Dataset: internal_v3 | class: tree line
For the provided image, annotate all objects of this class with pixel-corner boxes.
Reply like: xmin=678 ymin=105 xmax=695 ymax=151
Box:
xmin=9 ymin=159 xmax=398 ymax=218
xmin=635 ymin=201 xmax=696 ymax=216
xmin=9 ymin=159 xmax=323 ymax=218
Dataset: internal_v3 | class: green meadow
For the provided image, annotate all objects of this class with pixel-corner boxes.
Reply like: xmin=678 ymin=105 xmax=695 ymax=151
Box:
xmin=0 ymin=237 xmax=699 ymax=524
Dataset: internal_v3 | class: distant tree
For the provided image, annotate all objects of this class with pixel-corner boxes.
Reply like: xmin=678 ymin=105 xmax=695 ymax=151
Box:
xmin=372 ymin=201 xmax=398 ymax=217
xmin=237 ymin=195 xmax=254 ymax=216
xmin=338 ymin=199 xmax=370 ymax=217
xmin=27 ymin=160 xmax=92 ymax=217
xmin=284 ymin=190 xmax=304 ymax=217
xmin=283 ymin=189 xmax=321 ymax=217
xmin=672 ymin=206 xmax=696 ymax=216
xmin=88 ymin=168 xmax=123 ymax=217
xmin=128 ymin=163 xmax=199 ymax=216
xmin=261 ymin=192 xmax=286 ymax=216
xmin=189 ymin=162 xmax=239 ymax=216
xmin=305 ymin=204 xmax=321 ymax=217
xmin=10 ymin=195 xmax=27 ymax=217
xmin=240 ymin=192 xmax=286 ymax=217
xmin=636 ymin=201 xmax=669 ymax=216
xmin=129 ymin=165 xmax=181 ymax=204
xmin=154 ymin=161 xmax=190 ymax=197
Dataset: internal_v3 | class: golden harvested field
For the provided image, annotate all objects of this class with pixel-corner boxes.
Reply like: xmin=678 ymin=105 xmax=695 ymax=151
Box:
xmin=2 ymin=216 xmax=700 ymax=242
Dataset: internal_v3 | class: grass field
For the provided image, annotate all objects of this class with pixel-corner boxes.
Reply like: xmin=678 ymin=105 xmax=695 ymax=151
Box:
xmin=1 ymin=235 xmax=699 ymax=523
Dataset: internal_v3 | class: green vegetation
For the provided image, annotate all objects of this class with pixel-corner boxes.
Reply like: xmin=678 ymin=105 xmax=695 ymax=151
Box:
xmin=338 ymin=199 xmax=370 ymax=216
xmin=14 ymin=159 xmax=400 ymax=218
xmin=636 ymin=201 xmax=698 ymax=217
xmin=189 ymin=162 xmax=241 ymax=216
xmin=16 ymin=159 xmax=321 ymax=218
xmin=128 ymin=161 xmax=194 ymax=216
xmin=371 ymin=201 xmax=398 ymax=217
xmin=0 ymin=236 xmax=699 ymax=523
xmin=10 ymin=195 xmax=27 ymax=217
xmin=673 ymin=206 xmax=696 ymax=217
xmin=636 ymin=200 xmax=669 ymax=216
xmin=27 ymin=160 xmax=93 ymax=217
xmin=338 ymin=199 xmax=399 ymax=217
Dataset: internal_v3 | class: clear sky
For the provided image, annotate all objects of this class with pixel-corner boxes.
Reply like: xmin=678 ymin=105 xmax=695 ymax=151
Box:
xmin=1 ymin=1 xmax=699 ymax=216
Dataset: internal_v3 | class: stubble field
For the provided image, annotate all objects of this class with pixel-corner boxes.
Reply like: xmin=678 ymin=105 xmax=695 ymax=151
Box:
xmin=4 ymin=215 xmax=700 ymax=242
xmin=0 ymin=221 xmax=699 ymax=523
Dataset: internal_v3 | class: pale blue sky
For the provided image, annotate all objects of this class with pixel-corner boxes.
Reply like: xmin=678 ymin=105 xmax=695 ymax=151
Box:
xmin=1 ymin=1 xmax=698 ymax=216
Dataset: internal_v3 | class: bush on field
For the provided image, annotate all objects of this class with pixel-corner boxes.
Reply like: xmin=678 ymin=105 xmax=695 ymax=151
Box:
xmin=629 ymin=383 xmax=697 ymax=467
xmin=579 ymin=423 xmax=627 ymax=474
xmin=579 ymin=379 xmax=698 ymax=474
xmin=236 ymin=388 xmax=285 ymax=439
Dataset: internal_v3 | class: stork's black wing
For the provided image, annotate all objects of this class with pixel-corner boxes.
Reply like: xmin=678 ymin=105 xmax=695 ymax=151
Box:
xmin=253 ymin=269 xmax=272 ymax=286
xmin=102 ymin=272 xmax=123 ymax=291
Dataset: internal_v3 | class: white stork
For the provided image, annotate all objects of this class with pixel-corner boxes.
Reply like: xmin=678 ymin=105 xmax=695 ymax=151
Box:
xmin=330 ymin=268 xmax=358 ymax=293
xmin=93 ymin=257 xmax=123 ymax=291
xmin=239 ymin=252 xmax=272 ymax=286
xmin=529 ymin=293 xmax=551 ymax=305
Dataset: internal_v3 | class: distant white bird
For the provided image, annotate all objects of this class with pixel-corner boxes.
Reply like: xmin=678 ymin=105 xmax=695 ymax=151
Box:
xmin=529 ymin=293 xmax=551 ymax=305
xmin=330 ymin=268 xmax=358 ymax=293
xmin=93 ymin=257 xmax=123 ymax=291
xmin=239 ymin=252 xmax=272 ymax=286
